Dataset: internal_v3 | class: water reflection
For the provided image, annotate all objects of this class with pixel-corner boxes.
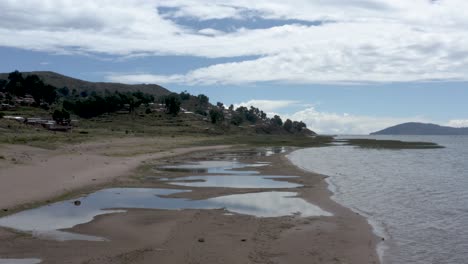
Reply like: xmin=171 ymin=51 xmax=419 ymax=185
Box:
xmin=0 ymin=188 xmax=331 ymax=241
xmin=165 ymin=175 xmax=302 ymax=188
xmin=160 ymin=160 xmax=267 ymax=175
xmin=0 ymin=259 xmax=41 ymax=264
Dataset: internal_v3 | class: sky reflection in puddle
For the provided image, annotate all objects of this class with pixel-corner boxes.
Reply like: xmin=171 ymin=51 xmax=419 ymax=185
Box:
xmin=0 ymin=259 xmax=41 ymax=264
xmin=0 ymin=188 xmax=331 ymax=241
xmin=165 ymin=175 xmax=302 ymax=188
xmin=160 ymin=160 xmax=268 ymax=175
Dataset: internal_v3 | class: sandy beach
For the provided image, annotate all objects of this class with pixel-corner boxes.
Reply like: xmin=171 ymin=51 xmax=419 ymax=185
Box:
xmin=0 ymin=141 xmax=379 ymax=264
xmin=0 ymin=138 xmax=230 ymax=210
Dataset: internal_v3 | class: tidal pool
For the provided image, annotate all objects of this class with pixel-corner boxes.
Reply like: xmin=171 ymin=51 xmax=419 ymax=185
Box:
xmin=0 ymin=188 xmax=331 ymax=241
xmin=164 ymin=175 xmax=302 ymax=188
xmin=159 ymin=160 xmax=268 ymax=175
xmin=0 ymin=259 xmax=41 ymax=264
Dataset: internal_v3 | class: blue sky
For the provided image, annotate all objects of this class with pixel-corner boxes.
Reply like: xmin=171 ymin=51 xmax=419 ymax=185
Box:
xmin=1 ymin=0 xmax=467 ymax=134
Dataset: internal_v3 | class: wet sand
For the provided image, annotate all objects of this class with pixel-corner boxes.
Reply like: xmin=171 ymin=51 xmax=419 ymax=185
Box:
xmin=0 ymin=139 xmax=230 ymax=210
xmin=0 ymin=145 xmax=379 ymax=264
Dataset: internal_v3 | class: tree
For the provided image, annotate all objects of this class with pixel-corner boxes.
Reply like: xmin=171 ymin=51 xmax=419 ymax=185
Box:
xmin=57 ymin=86 xmax=70 ymax=97
xmin=52 ymin=109 xmax=71 ymax=124
xmin=0 ymin=79 xmax=8 ymax=92
xmin=180 ymin=91 xmax=191 ymax=100
xmin=6 ymin=70 xmax=25 ymax=96
xmin=272 ymin=115 xmax=283 ymax=126
xmin=209 ymin=109 xmax=224 ymax=124
xmin=197 ymin=94 xmax=209 ymax=106
xmin=283 ymin=119 xmax=293 ymax=132
xmin=230 ymin=114 xmax=243 ymax=126
xmin=216 ymin=102 xmax=224 ymax=109
xmin=164 ymin=94 xmax=181 ymax=115
xmin=41 ymin=85 xmax=58 ymax=104
xmin=293 ymin=121 xmax=307 ymax=131
xmin=80 ymin=91 xmax=88 ymax=97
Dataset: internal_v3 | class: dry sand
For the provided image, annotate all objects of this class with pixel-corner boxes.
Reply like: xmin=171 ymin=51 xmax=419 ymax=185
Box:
xmin=0 ymin=138 xmax=229 ymax=210
xmin=0 ymin=141 xmax=380 ymax=264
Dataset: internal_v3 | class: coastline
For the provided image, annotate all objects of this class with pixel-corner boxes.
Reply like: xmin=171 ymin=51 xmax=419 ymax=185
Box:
xmin=0 ymin=142 xmax=379 ymax=263
xmin=287 ymin=149 xmax=385 ymax=263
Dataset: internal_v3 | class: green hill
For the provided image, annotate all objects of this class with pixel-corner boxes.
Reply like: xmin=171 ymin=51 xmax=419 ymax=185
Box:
xmin=0 ymin=71 xmax=170 ymax=97
xmin=371 ymin=122 xmax=468 ymax=135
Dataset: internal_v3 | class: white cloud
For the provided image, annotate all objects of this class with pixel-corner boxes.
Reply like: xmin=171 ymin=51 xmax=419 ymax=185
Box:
xmin=282 ymin=107 xmax=428 ymax=135
xmin=234 ymin=100 xmax=299 ymax=113
xmin=447 ymin=119 xmax=468 ymax=128
xmin=3 ymin=1 xmax=468 ymax=84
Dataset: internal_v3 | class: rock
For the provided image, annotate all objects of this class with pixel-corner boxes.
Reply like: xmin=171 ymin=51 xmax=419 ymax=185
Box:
xmin=241 ymin=239 xmax=247 ymax=242
xmin=198 ymin=238 xmax=205 ymax=243
xmin=2 ymin=209 xmax=8 ymax=212
xmin=74 ymin=200 xmax=81 ymax=206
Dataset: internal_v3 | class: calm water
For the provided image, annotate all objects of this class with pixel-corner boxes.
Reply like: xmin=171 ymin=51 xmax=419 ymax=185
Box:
xmin=0 ymin=259 xmax=41 ymax=264
xmin=160 ymin=160 xmax=268 ymax=175
xmin=0 ymin=188 xmax=330 ymax=241
xmin=165 ymin=175 xmax=301 ymax=188
xmin=289 ymin=135 xmax=468 ymax=264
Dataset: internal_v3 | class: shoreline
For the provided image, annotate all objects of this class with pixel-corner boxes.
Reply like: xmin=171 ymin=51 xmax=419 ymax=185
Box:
xmin=286 ymin=150 xmax=386 ymax=263
xmin=0 ymin=142 xmax=379 ymax=263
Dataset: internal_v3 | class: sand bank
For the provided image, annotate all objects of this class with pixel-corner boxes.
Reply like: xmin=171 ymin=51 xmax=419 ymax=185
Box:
xmin=0 ymin=144 xmax=379 ymax=263
xmin=0 ymin=138 xmax=229 ymax=210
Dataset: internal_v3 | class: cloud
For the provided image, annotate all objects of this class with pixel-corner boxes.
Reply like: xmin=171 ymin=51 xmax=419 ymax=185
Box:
xmin=3 ymin=1 xmax=468 ymax=84
xmin=447 ymin=119 xmax=468 ymax=128
xmin=234 ymin=100 xmax=299 ymax=113
xmin=282 ymin=107 xmax=428 ymax=135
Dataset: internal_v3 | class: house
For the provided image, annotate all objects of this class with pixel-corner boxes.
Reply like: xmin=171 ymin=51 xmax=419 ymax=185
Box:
xmin=13 ymin=95 xmax=35 ymax=106
xmin=1 ymin=103 xmax=15 ymax=110
xmin=3 ymin=116 xmax=25 ymax=122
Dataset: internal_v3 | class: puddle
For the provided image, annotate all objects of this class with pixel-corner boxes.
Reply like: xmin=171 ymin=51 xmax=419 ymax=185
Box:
xmin=0 ymin=188 xmax=331 ymax=241
xmin=160 ymin=160 xmax=267 ymax=175
xmin=218 ymin=147 xmax=287 ymax=158
xmin=207 ymin=191 xmax=331 ymax=218
xmin=164 ymin=175 xmax=302 ymax=188
xmin=0 ymin=259 xmax=41 ymax=264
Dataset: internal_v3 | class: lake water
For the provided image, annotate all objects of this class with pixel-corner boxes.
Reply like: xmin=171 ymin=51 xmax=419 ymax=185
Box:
xmin=288 ymin=135 xmax=468 ymax=264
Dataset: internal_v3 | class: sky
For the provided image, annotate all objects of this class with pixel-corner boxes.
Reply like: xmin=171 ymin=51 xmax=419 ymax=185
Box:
xmin=1 ymin=0 xmax=467 ymax=134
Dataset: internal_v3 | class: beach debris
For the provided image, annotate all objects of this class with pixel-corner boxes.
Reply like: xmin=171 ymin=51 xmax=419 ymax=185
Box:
xmin=73 ymin=200 xmax=81 ymax=206
xmin=198 ymin=238 xmax=205 ymax=243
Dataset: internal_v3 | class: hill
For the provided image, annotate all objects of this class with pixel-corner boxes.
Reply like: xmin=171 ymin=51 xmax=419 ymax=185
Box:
xmin=0 ymin=71 xmax=170 ymax=97
xmin=371 ymin=122 xmax=468 ymax=135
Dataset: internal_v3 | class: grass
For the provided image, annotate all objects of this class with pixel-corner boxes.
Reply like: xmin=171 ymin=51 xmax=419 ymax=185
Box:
xmin=0 ymin=106 xmax=331 ymax=150
xmin=341 ymin=139 xmax=444 ymax=149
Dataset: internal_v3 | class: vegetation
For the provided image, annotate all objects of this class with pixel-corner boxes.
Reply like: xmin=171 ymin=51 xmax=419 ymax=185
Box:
xmin=340 ymin=139 xmax=444 ymax=149
xmin=52 ymin=109 xmax=71 ymax=124
xmin=163 ymin=94 xmax=181 ymax=116
xmin=0 ymin=70 xmax=318 ymax=148
xmin=209 ymin=109 xmax=224 ymax=124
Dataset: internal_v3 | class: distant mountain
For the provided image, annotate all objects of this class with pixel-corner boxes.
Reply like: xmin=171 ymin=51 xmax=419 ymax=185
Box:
xmin=0 ymin=71 xmax=170 ymax=97
xmin=371 ymin=122 xmax=468 ymax=135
